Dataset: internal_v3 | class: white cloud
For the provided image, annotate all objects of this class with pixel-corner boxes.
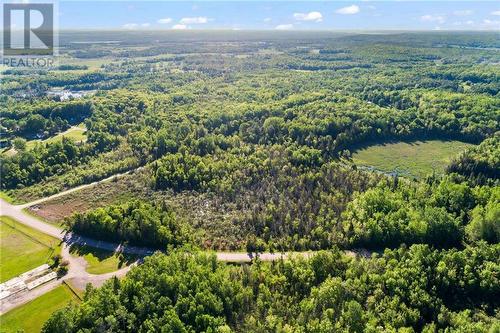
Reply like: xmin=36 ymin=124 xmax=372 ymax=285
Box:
xmin=180 ymin=16 xmax=208 ymax=24
xmin=335 ymin=5 xmax=360 ymax=15
xmin=123 ymin=23 xmax=151 ymax=29
xmin=157 ymin=17 xmax=172 ymax=24
xmin=263 ymin=17 xmax=272 ymax=23
xmin=452 ymin=21 xmax=474 ymax=27
xmin=293 ymin=11 xmax=323 ymax=22
xmin=275 ymin=24 xmax=293 ymax=30
xmin=491 ymin=10 xmax=500 ymax=16
xmin=420 ymin=15 xmax=446 ymax=24
xmin=172 ymin=24 xmax=188 ymax=30
xmin=122 ymin=23 xmax=138 ymax=29
xmin=453 ymin=10 xmax=473 ymax=16
xmin=483 ymin=19 xmax=500 ymax=27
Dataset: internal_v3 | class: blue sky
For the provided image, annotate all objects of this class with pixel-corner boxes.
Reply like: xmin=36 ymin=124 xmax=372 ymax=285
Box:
xmin=56 ymin=1 xmax=500 ymax=30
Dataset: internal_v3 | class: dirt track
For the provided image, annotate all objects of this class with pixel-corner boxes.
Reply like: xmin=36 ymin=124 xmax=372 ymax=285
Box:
xmin=0 ymin=175 xmax=364 ymax=314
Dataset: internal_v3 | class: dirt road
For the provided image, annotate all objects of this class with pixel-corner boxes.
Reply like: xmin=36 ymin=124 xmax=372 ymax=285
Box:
xmin=17 ymin=168 xmax=141 ymax=209
xmin=0 ymin=178 xmax=365 ymax=314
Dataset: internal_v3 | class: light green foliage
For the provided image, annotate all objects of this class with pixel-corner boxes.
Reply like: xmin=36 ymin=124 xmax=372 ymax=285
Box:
xmin=66 ymin=200 xmax=191 ymax=249
xmin=42 ymin=246 xmax=499 ymax=332
xmin=466 ymin=187 xmax=500 ymax=243
xmin=12 ymin=137 xmax=27 ymax=151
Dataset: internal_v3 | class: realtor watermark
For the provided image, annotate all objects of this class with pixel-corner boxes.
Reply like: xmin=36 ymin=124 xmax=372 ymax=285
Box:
xmin=1 ymin=1 xmax=58 ymax=69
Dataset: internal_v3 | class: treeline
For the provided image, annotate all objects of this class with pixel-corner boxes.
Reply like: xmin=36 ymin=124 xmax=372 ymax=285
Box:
xmin=1 ymin=99 xmax=92 ymax=139
xmin=1 ymin=70 xmax=130 ymax=98
xmin=43 ymin=245 xmax=499 ymax=332
xmin=148 ymin=145 xmax=384 ymax=250
xmin=0 ymin=134 xmax=119 ymax=189
xmin=149 ymin=145 xmax=499 ymax=251
xmin=340 ymin=177 xmax=500 ymax=249
xmin=9 ymin=144 xmax=140 ymax=201
xmin=121 ymin=88 xmax=498 ymax=168
xmin=65 ymin=200 xmax=191 ymax=249
xmin=447 ymin=136 xmax=500 ymax=185
xmin=0 ymin=91 xmax=148 ymax=190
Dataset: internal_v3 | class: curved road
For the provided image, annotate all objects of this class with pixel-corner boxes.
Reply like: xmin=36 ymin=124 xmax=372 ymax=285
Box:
xmin=2 ymin=198 xmax=325 ymax=260
xmin=0 ymin=174 xmax=364 ymax=313
xmin=17 ymin=168 xmax=141 ymax=209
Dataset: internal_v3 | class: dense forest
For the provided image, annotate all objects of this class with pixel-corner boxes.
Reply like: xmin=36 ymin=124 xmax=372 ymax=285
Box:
xmin=447 ymin=136 xmax=500 ymax=185
xmin=2 ymin=31 xmax=498 ymax=250
xmin=1 ymin=31 xmax=498 ymax=331
xmin=67 ymin=200 xmax=191 ymax=249
xmin=43 ymin=247 xmax=499 ymax=332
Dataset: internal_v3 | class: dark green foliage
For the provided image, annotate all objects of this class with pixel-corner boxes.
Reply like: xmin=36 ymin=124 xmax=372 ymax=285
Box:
xmin=66 ymin=200 xmax=190 ymax=249
xmin=43 ymin=252 xmax=249 ymax=333
xmin=153 ymin=153 xmax=227 ymax=192
xmin=42 ymin=245 xmax=499 ymax=332
xmin=2 ymin=100 xmax=92 ymax=138
xmin=340 ymin=177 xmax=500 ymax=249
xmin=447 ymin=136 xmax=500 ymax=185
xmin=0 ymin=135 xmax=119 ymax=190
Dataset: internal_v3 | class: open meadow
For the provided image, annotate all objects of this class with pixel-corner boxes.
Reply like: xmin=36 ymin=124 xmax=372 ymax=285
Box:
xmin=0 ymin=217 xmax=61 ymax=283
xmin=351 ymin=140 xmax=477 ymax=178
xmin=0 ymin=284 xmax=78 ymax=333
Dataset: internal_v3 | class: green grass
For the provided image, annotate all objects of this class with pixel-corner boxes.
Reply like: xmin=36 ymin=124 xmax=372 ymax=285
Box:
xmin=69 ymin=244 xmax=137 ymax=274
xmin=25 ymin=125 xmax=87 ymax=150
xmin=351 ymin=139 xmax=476 ymax=179
xmin=58 ymin=57 xmax=112 ymax=70
xmin=0 ymin=284 xmax=78 ymax=333
xmin=0 ymin=216 xmax=61 ymax=283
xmin=2 ymin=125 xmax=87 ymax=157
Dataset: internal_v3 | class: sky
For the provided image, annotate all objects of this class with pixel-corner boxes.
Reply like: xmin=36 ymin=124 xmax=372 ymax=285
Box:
xmin=14 ymin=1 xmax=500 ymax=31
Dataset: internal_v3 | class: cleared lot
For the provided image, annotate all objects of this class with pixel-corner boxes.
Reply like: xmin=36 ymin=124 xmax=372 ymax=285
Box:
xmin=0 ymin=217 xmax=61 ymax=283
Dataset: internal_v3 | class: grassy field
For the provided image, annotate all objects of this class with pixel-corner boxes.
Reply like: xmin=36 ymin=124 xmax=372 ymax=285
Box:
xmin=0 ymin=216 xmax=61 ymax=283
xmin=2 ymin=125 xmax=87 ymax=157
xmin=30 ymin=171 xmax=148 ymax=224
xmin=0 ymin=284 xmax=78 ymax=332
xmin=351 ymin=140 xmax=476 ymax=179
xmin=70 ymin=244 xmax=138 ymax=274
xmin=57 ymin=56 xmax=113 ymax=71
xmin=25 ymin=125 xmax=87 ymax=150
